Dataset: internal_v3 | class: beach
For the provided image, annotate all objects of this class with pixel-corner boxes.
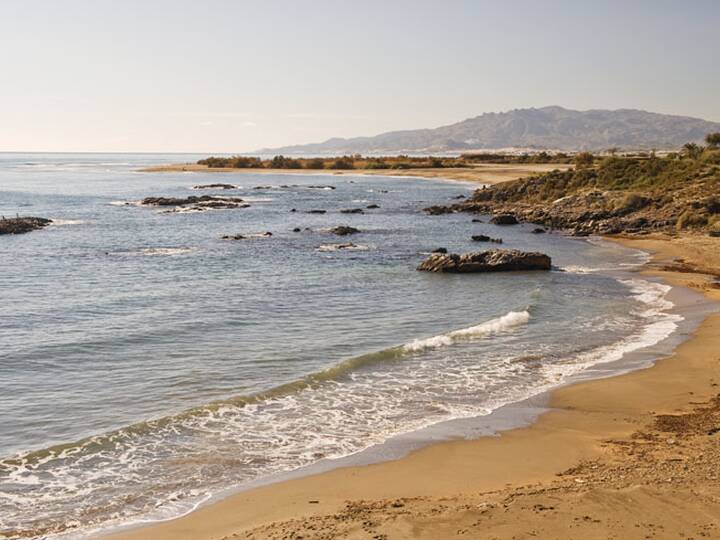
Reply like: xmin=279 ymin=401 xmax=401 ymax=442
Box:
xmin=105 ymin=233 xmax=720 ymax=540
xmin=142 ymin=162 xmax=571 ymax=185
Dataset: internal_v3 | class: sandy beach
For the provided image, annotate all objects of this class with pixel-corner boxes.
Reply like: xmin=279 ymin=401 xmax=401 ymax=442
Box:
xmin=142 ymin=162 xmax=571 ymax=185
xmin=105 ymin=233 xmax=720 ymax=540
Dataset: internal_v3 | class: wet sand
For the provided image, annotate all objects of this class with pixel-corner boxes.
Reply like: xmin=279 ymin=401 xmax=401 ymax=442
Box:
xmin=106 ymin=233 xmax=720 ymax=540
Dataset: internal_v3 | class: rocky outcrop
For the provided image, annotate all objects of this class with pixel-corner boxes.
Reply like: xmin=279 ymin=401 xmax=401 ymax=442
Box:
xmin=472 ymin=235 xmax=503 ymax=243
xmin=0 ymin=217 xmax=53 ymax=235
xmin=417 ymin=249 xmax=551 ymax=273
xmin=141 ymin=195 xmax=249 ymax=211
xmin=330 ymin=226 xmax=360 ymax=236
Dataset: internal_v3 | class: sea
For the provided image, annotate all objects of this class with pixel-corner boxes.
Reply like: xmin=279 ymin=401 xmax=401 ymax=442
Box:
xmin=0 ymin=153 xmax=704 ymax=538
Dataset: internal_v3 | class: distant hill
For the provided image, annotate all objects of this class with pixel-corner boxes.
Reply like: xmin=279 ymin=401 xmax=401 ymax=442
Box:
xmin=260 ymin=106 xmax=720 ymax=154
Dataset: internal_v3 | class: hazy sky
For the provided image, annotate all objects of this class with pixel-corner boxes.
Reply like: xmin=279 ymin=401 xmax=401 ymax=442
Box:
xmin=1 ymin=0 xmax=718 ymax=152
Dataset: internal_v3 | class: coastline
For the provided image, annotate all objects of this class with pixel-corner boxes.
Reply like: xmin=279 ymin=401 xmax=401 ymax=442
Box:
xmin=140 ymin=162 xmax=571 ymax=185
xmin=104 ymin=233 xmax=720 ymax=540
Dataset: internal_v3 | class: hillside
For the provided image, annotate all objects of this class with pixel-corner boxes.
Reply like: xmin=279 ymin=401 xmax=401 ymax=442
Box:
xmin=261 ymin=106 xmax=720 ymax=154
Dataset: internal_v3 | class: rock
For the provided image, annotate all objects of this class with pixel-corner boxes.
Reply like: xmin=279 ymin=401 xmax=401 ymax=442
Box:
xmin=307 ymin=210 xmax=327 ymax=214
xmin=253 ymin=185 xmax=272 ymax=190
xmin=453 ymin=194 xmax=467 ymax=199
xmin=291 ymin=208 xmax=297 ymax=213
xmin=366 ymin=204 xmax=380 ymax=209
xmin=424 ymin=205 xmax=454 ymax=215
xmin=340 ymin=208 xmax=364 ymax=214
xmin=417 ymin=249 xmax=552 ymax=273
xmin=471 ymin=218 xmax=484 ymax=223
xmin=222 ymin=234 xmax=246 ymax=240
xmin=293 ymin=227 xmax=301 ymax=232
xmin=307 ymin=185 xmax=336 ymax=190
xmin=141 ymin=195 xmax=246 ymax=209
xmin=432 ymin=247 xmax=448 ymax=254
xmin=330 ymin=226 xmax=360 ymax=236
xmin=0 ymin=216 xmax=53 ymax=235
xmin=490 ymin=214 xmax=519 ymax=225
xmin=472 ymin=235 xmax=502 ymax=244
xmin=532 ymin=228 xmax=547 ymax=234
xmin=193 ymin=183 xmax=236 ymax=189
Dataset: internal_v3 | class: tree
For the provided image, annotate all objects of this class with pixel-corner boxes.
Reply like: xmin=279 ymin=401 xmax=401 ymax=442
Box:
xmin=682 ymin=143 xmax=703 ymax=159
xmin=705 ymin=133 xmax=720 ymax=149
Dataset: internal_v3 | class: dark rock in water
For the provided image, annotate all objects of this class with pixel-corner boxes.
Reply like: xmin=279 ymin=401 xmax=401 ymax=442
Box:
xmin=307 ymin=185 xmax=336 ymax=190
xmin=532 ymin=228 xmax=547 ymax=234
xmin=330 ymin=226 xmax=360 ymax=236
xmin=222 ymin=231 xmax=272 ymax=240
xmin=307 ymin=210 xmax=327 ymax=214
xmin=472 ymin=235 xmax=502 ymax=244
xmin=366 ymin=204 xmax=380 ymax=209
xmin=490 ymin=214 xmax=519 ymax=225
xmin=293 ymin=227 xmax=301 ymax=232
xmin=253 ymin=185 xmax=272 ymax=190
xmin=424 ymin=205 xmax=454 ymax=215
xmin=193 ymin=183 xmax=236 ymax=190
xmin=453 ymin=194 xmax=467 ymax=199
xmin=340 ymin=208 xmax=364 ymax=214
xmin=432 ymin=247 xmax=448 ymax=254
xmin=291 ymin=208 xmax=297 ymax=212
xmin=0 ymin=216 xmax=53 ymax=235
xmin=417 ymin=249 xmax=551 ymax=273
xmin=471 ymin=218 xmax=484 ymax=223
xmin=141 ymin=195 xmax=247 ymax=210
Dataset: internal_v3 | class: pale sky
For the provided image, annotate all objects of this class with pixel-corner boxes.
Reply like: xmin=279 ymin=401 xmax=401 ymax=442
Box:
xmin=1 ymin=0 xmax=718 ymax=152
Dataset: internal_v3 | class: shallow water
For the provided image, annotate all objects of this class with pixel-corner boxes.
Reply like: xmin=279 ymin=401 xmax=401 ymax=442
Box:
xmin=0 ymin=154 xmax=681 ymax=538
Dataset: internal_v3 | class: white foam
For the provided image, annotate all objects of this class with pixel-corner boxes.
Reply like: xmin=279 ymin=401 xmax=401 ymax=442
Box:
xmin=50 ymin=219 xmax=86 ymax=226
xmin=404 ymin=311 xmax=530 ymax=352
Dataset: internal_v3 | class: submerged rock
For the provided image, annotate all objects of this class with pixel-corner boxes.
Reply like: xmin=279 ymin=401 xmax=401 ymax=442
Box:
xmin=532 ymin=227 xmax=547 ymax=234
xmin=490 ymin=214 xmax=519 ymax=225
xmin=0 ymin=216 xmax=53 ymax=235
xmin=307 ymin=210 xmax=327 ymax=214
xmin=330 ymin=226 xmax=360 ymax=236
xmin=366 ymin=204 xmax=380 ymax=209
xmin=340 ymin=208 xmax=364 ymax=214
xmin=417 ymin=249 xmax=551 ymax=273
xmin=424 ymin=205 xmax=454 ymax=215
xmin=472 ymin=235 xmax=503 ymax=244
xmin=192 ymin=183 xmax=236 ymax=190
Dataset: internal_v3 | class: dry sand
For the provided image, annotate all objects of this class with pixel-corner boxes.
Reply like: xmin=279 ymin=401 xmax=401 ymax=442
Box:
xmin=107 ymin=233 xmax=720 ymax=540
xmin=142 ymin=162 xmax=570 ymax=185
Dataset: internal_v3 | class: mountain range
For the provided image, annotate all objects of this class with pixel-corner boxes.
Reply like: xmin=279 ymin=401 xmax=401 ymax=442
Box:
xmin=260 ymin=106 xmax=720 ymax=154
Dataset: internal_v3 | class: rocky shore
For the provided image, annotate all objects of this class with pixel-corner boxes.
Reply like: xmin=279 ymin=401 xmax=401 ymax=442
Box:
xmin=426 ymin=155 xmax=720 ymax=237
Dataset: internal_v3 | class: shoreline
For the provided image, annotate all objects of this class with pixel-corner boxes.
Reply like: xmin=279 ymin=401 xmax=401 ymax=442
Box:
xmin=104 ymin=233 xmax=720 ymax=540
xmin=140 ymin=162 xmax=572 ymax=185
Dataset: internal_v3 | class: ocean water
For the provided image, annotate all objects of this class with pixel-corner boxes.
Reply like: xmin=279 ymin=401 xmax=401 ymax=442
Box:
xmin=0 ymin=153 xmax=682 ymax=539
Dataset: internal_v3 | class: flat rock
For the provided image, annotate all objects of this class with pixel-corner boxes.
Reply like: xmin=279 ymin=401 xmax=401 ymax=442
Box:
xmin=417 ymin=249 xmax=551 ymax=273
xmin=0 ymin=217 xmax=53 ymax=235
xmin=193 ymin=183 xmax=236 ymax=190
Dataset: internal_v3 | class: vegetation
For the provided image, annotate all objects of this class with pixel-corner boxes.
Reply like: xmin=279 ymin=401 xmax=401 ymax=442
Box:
xmin=466 ymin=138 xmax=720 ymax=234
